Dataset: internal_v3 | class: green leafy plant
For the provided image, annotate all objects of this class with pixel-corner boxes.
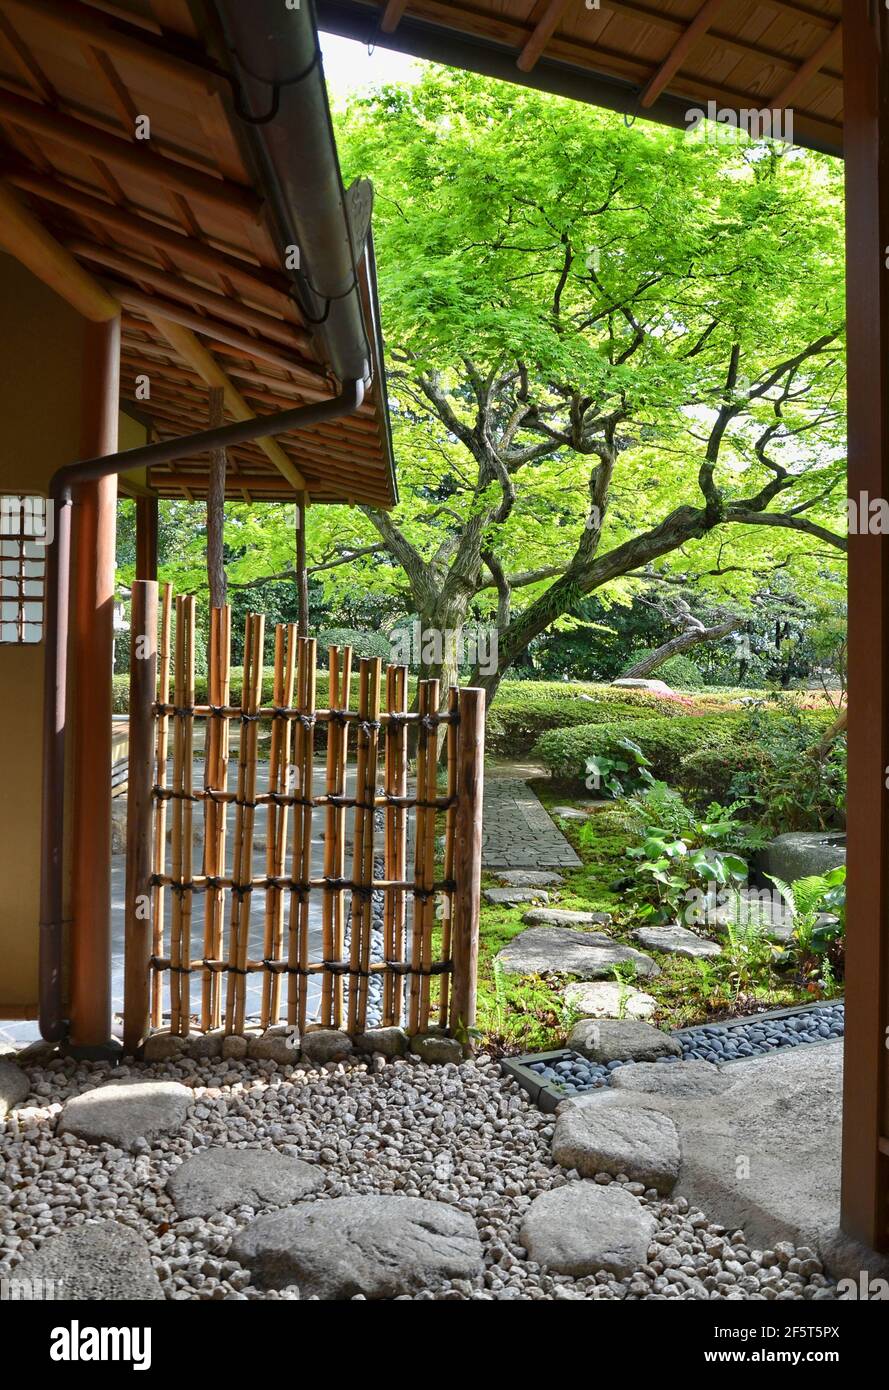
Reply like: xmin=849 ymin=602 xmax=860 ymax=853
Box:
xmin=585 ymin=736 xmax=655 ymax=799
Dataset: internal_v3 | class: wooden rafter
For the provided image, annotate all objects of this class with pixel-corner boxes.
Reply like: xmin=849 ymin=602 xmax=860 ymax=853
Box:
xmin=516 ymin=0 xmax=570 ymax=73
xmin=771 ymin=20 xmax=843 ymax=111
xmin=639 ymin=0 xmax=729 ymax=109
xmin=380 ymin=0 xmax=410 ymax=34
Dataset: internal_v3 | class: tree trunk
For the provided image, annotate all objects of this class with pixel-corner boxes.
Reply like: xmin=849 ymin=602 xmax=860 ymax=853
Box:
xmin=619 ymin=616 xmax=742 ymax=679
xmin=296 ymin=492 xmax=309 ymax=637
xmin=206 ymin=386 xmax=227 ymax=609
xmin=808 ymin=705 xmax=847 ymax=758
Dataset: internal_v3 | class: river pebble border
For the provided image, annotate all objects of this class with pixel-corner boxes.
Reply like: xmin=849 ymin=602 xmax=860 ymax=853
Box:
xmin=507 ymin=1001 xmax=845 ymax=1111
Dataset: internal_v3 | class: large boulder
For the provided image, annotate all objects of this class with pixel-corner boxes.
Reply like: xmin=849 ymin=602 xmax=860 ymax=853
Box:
xmin=9 ymin=1221 xmax=163 ymax=1300
xmin=759 ymin=831 xmax=846 ymax=884
xmin=612 ymin=678 xmax=675 ymax=696
xmin=520 ymin=1181 xmax=656 ymax=1278
xmin=0 ymin=1058 xmax=29 ymax=1118
xmin=497 ymin=926 xmax=659 ymax=980
xmin=552 ymin=1102 xmax=680 ymax=1192
xmin=229 ymin=1196 xmax=483 ymax=1298
xmin=58 ymin=1078 xmax=191 ymax=1149
xmin=168 ymin=1148 xmax=324 ymax=1218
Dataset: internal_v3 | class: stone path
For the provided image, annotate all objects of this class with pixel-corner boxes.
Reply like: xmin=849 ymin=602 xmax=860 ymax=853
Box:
xmin=482 ymin=777 xmax=580 ymax=870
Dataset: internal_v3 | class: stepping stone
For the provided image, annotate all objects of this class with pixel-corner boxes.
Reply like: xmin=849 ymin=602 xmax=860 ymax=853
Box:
xmin=632 ymin=923 xmax=721 ymax=959
xmin=353 ymin=1027 xmax=409 ymax=1057
xmin=58 ymin=1078 xmax=190 ymax=1149
xmin=563 ymin=981 xmax=657 ymax=1021
xmin=569 ymin=1019 xmax=681 ymax=1063
xmin=497 ymin=927 xmax=660 ymax=980
xmin=229 ymin=1195 xmax=483 ymax=1298
xmin=0 ymin=1059 xmax=29 ymax=1118
xmin=484 ymin=887 xmax=550 ymax=907
xmin=611 ymin=1060 xmax=733 ymax=1098
xmin=409 ymin=1033 xmax=463 ymax=1064
xmin=520 ymin=1181 xmax=657 ymax=1278
xmin=10 ymin=1221 xmax=163 ymax=1300
xmin=551 ymin=806 xmax=588 ymax=821
xmin=168 ymin=1148 xmax=323 ymax=1218
xmin=498 ymin=870 xmax=564 ymax=887
xmin=552 ymin=1103 xmax=680 ymax=1192
xmin=523 ymin=908 xmax=612 ymax=927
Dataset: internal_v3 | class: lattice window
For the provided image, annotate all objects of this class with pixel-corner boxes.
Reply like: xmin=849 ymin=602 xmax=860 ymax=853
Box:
xmin=0 ymin=496 xmax=49 ymax=645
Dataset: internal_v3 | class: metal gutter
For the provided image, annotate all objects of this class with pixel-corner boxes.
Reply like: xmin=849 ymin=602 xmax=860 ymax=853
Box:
xmin=39 ymin=379 xmax=364 ymax=1043
xmin=210 ymin=0 xmax=373 ymax=386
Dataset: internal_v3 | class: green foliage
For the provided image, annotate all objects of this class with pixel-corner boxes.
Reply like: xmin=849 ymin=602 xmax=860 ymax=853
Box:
xmin=582 ymin=737 xmax=655 ymax=800
xmin=486 ymin=693 xmax=642 ymax=755
xmin=535 ymin=712 xmax=750 ymax=785
xmin=648 ymin=653 xmax=706 ymax=689
xmin=314 ymin=627 xmax=393 ymax=662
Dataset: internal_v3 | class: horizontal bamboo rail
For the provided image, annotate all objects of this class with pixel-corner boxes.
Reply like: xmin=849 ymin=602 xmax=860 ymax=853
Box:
xmin=126 ymin=600 xmax=485 ymax=1044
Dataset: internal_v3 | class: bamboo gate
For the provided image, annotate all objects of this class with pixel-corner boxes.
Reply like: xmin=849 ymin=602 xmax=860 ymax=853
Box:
xmin=122 ymin=582 xmax=485 ymax=1051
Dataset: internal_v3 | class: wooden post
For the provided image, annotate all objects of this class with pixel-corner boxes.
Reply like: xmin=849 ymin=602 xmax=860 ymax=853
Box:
xmin=69 ymin=315 xmax=120 ymax=1054
xmin=841 ymin=0 xmax=889 ymax=1252
xmin=449 ymin=687 xmax=485 ymax=1040
xmin=135 ymin=496 xmax=158 ymax=582
xmin=296 ymin=492 xmax=308 ymax=637
xmin=207 ymin=386 xmax=227 ymax=609
xmin=123 ymin=580 xmax=158 ymax=1053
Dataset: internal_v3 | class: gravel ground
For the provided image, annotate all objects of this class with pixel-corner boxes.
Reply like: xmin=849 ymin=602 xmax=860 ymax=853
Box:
xmin=0 ymin=1051 xmax=836 ymax=1301
xmin=527 ymin=1001 xmax=846 ymax=1096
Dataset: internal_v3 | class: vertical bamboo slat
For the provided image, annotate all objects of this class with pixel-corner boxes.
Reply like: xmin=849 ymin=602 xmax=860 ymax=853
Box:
xmin=449 ymin=686 xmax=486 ymax=1039
xmin=226 ymin=612 xmax=265 ymax=1033
xmin=262 ymin=623 xmax=296 ymax=1026
xmin=150 ymin=582 xmax=172 ymax=1028
xmin=383 ymin=664 xmax=408 ymax=1026
xmin=123 ymin=580 xmax=158 ymax=1053
xmin=295 ymin=637 xmax=317 ymax=1031
xmin=321 ymin=645 xmax=352 ymax=1027
xmin=418 ymin=679 xmax=440 ymax=1031
xmin=169 ymin=597 xmax=195 ymax=1035
xmin=438 ymin=682 xmax=459 ymax=1028
xmin=348 ymin=658 xmax=382 ymax=1033
xmin=202 ymin=603 xmax=230 ymax=1031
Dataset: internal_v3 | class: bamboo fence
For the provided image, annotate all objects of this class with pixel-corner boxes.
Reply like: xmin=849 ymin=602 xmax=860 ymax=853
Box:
xmin=125 ymin=594 xmax=485 ymax=1042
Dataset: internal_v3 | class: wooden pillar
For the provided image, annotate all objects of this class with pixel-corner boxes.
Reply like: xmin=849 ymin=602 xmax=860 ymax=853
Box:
xmin=123 ymin=579 xmax=158 ymax=1053
xmin=841 ymin=0 xmax=889 ymax=1251
xmin=206 ymin=386 xmax=227 ymax=609
xmin=135 ymin=496 xmax=158 ymax=581
xmin=296 ymin=491 xmax=308 ymax=637
xmin=449 ymin=686 xmax=485 ymax=1039
xmin=69 ymin=315 xmax=120 ymax=1052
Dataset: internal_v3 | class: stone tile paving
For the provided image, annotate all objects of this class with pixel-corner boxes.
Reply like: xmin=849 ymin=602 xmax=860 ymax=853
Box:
xmin=482 ymin=777 xmax=580 ymax=870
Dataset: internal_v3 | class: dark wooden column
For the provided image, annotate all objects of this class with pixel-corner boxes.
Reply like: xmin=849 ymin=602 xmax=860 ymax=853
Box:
xmin=841 ymin=0 xmax=889 ymax=1251
xmin=135 ymin=495 xmax=158 ymax=582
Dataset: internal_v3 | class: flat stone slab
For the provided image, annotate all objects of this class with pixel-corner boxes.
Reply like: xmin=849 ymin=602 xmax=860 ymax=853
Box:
xmin=632 ymin=923 xmax=721 ymax=959
xmin=229 ymin=1196 xmax=483 ymax=1298
xmin=563 ymin=981 xmax=657 ymax=1021
xmin=498 ymin=870 xmax=564 ymax=887
xmin=523 ymin=908 xmax=612 ymax=927
xmin=483 ymin=887 xmax=550 ymax=907
xmin=552 ymin=1104 xmax=680 ymax=1192
xmin=0 ymin=1059 xmax=29 ymax=1118
xmin=168 ymin=1148 xmax=324 ymax=1218
xmin=705 ymin=898 xmax=794 ymax=944
xmin=611 ymin=1060 xmax=733 ymax=1098
xmin=10 ymin=1221 xmax=163 ymax=1300
xmin=568 ymin=1019 xmax=682 ymax=1063
xmin=58 ymin=1078 xmax=191 ymax=1149
xmin=571 ymin=1042 xmax=847 ymax=1259
xmin=520 ymin=1181 xmax=657 ymax=1278
xmin=498 ymin=927 xmax=660 ymax=980
xmin=551 ymin=806 xmax=589 ymax=821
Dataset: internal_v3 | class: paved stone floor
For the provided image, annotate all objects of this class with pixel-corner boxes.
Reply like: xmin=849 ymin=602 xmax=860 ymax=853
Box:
xmin=481 ymin=777 xmax=580 ymax=871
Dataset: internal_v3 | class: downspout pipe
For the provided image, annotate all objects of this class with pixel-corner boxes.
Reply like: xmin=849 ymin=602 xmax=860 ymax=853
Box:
xmin=211 ymin=0 xmax=371 ymax=388
xmin=39 ymin=378 xmax=364 ymax=1042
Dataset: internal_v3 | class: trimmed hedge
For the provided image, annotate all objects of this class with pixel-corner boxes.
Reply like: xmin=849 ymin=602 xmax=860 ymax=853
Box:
xmin=485 ymin=696 xmax=645 ymax=755
xmin=533 ymin=709 xmax=834 ymax=788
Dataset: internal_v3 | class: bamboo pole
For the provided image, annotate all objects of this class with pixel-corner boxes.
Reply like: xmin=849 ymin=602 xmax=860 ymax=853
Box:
xmin=383 ymin=664 xmax=408 ymax=1026
xmin=418 ymin=679 xmax=440 ymax=1032
xmin=292 ymin=637 xmax=317 ymax=1031
xmin=347 ymin=658 xmax=382 ymax=1033
xmin=226 ymin=613 xmax=265 ymax=1032
xmin=151 ymin=583 xmax=172 ymax=1027
xmin=321 ymin=645 xmax=352 ymax=1027
xmin=449 ymin=687 xmax=486 ymax=1040
xmin=123 ymin=580 xmax=158 ymax=1053
xmin=438 ymin=683 xmax=459 ymax=1028
xmin=202 ymin=604 xmax=231 ymax=1030
xmin=262 ymin=624 xmax=297 ymax=1025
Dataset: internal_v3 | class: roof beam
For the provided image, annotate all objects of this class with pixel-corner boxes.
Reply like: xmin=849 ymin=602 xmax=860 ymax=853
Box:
xmin=639 ymin=0 xmax=730 ymax=108
xmin=517 ymin=0 xmax=571 ymax=74
xmin=0 ymin=88 xmax=260 ymax=219
xmin=380 ymin=1 xmax=410 ymax=33
xmin=0 ymin=178 xmax=119 ymax=320
xmin=145 ymin=314 xmax=307 ymax=490
xmin=771 ymin=21 xmax=843 ymax=112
